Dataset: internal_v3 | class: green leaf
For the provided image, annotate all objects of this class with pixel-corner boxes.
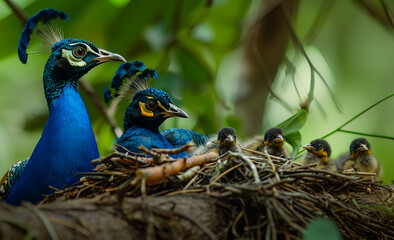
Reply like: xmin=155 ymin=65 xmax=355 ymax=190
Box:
xmin=277 ymin=109 xmax=307 ymax=156
xmin=277 ymin=109 xmax=307 ymax=134
xmin=303 ymin=218 xmax=342 ymax=240
xmin=284 ymin=131 xmax=302 ymax=157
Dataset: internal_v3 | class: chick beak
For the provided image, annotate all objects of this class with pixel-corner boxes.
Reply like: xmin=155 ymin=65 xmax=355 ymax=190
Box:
xmin=161 ymin=103 xmax=189 ymax=119
xmin=302 ymin=144 xmax=314 ymax=151
xmin=356 ymin=144 xmax=369 ymax=153
xmin=224 ymin=135 xmax=235 ymax=144
xmin=273 ymin=135 xmax=284 ymax=143
xmin=93 ymin=48 xmax=126 ymax=64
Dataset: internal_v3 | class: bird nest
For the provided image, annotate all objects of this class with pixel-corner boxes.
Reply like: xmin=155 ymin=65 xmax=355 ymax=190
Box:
xmin=41 ymin=144 xmax=393 ymax=239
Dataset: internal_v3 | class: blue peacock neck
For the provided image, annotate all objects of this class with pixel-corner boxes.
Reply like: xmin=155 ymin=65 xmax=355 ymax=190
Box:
xmin=43 ymin=50 xmax=86 ymax=109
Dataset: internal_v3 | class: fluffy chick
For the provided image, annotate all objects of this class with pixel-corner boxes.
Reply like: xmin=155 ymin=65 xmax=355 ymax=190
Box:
xmin=336 ymin=138 xmax=382 ymax=180
xmin=245 ymin=127 xmax=290 ymax=158
xmin=300 ymin=139 xmax=336 ymax=171
xmin=194 ymin=127 xmax=240 ymax=156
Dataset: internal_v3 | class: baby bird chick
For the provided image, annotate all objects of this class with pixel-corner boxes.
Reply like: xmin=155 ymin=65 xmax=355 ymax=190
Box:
xmin=194 ymin=127 xmax=240 ymax=156
xmin=246 ymin=127 xmax=290 ymax=158
xmin=300 ymin=139 xmax=336 ymax=171
xmin=337 ymin=138 xmax=382 ymax=180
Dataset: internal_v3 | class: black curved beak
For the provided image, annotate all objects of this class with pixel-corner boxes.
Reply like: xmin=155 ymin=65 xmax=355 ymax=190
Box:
xmin=161 ymin=103 xmax=189 ymax=119
xmin=93 ymin=48 xmax=126 ymax=64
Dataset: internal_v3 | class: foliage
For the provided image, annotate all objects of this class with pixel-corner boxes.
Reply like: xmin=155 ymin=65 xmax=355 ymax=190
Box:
xmin=0 ymin=0 xmax=393 ymax=184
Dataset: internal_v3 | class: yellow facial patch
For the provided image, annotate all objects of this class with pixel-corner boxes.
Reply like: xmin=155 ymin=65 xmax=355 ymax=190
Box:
xmin=157 ymin=101 xmax=169 ymax=112
xmin=313 ymin=148 xmax=328 ymax=164
xmin=139 ymin=101 xmax=154 ymax=117
xmin=139 ymin=98 xmax=169 ymax=118
xmin=351 ymin=149 xmax=372 ymax=159
xmin=264 ymin=139 xmax=284 ymax=147
xmin=218 ymin=139 xmax=236 ymax=147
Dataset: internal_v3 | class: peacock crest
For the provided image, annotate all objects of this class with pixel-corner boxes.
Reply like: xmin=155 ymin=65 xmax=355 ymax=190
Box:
xmin=18 ymin=8 xmax=69 ymax=64
xmin=103 ymin=61 xmax=158 ymax=103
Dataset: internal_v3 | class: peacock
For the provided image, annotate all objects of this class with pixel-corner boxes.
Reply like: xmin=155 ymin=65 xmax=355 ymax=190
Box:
xmin=104 ymin=62 xmax=207 ymax=158
xmin=0 ymin=9 xmax=125 ymax=205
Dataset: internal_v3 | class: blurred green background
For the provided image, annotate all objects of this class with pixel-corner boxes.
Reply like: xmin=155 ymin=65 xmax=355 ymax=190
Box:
xmin=0 ymin=0 xmax=392 ymax=183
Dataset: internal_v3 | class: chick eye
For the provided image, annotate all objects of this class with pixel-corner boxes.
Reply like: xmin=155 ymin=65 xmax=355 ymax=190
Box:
xmin=73 ymin=46 xmax=86 ymax=58
xmin=145 ymin=100 xmax=158 ymax=111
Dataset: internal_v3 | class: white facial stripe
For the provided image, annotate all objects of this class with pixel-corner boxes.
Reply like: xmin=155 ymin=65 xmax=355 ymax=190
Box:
xmin=62 ymin=49 xmax=86 ymax=67
xmin=61 ymin=43 xmax=99 ymax=67
xmin=69 ymin=43 xmax=99 ymax=56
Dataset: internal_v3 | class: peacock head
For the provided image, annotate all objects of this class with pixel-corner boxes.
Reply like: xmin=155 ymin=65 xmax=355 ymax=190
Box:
xmin=124 ymin=88 xmax=188 ymax=130
xmin=104 ymin=62 xmax=189 ymax=131
xmin=17 ymin=8 xmax=126 ymax=108
xmin=47 ymin=38 xmax=125 ymax=82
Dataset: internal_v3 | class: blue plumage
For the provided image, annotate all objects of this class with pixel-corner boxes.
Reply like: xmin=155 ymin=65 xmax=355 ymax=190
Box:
xmin=111 ymin=61 xmax=146 ymax=91
xmin=18 ymin=8 xmax=70 ymax=64
xmin=103 ymin=86 xmax=113 ymax=104
xmin=118 ymin=127 xmax=188 ymax=158
xmin=161 ymin=128 xmax=208 ymax=148
xmin=2 ymin=9 xmax=125 ymax=205
xmin=139 ymin=68 xmax=159 ymax=81
xmin=6 ymin=86 xmax=99 ymax=204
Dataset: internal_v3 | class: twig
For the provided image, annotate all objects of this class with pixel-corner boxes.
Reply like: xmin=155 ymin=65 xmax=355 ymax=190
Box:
xmin=0 ymin=216 xmax=36 ymax=239
xmin=209 ymin=163 xmax=242 ymax=186
xmin=228 ymin=152 xmax=261 ymax=183
xmin=4 ymin=0 xmax=28 ymax=24
xmin=242 ymin=148 xmax=289 ymax=162
xmin=176 ymin=165 xmax=201 ymax=182
xmin=48 ymin=217 xmax=93 ymax=240
xmin=23 ymin=202 xmax=59 ymax=240
xmin=380 ymin=0 xmax=394 ymax=28
xmin=321 ymin=94 xmax=393 ymax=139
xmin=281 ymin=2 xmax=342 ymax=112
xmin=337 ymin=129 xmax=394 ymax=140
xmin=265 ymin=149 xmax=280 ymax=181
xmin=137 ymin=152 xmax=218 ymax=184
xmin=355 ymin=0 xmax=394 ymax=29
xmin=151 ymin=142 xmax=195 ymax=154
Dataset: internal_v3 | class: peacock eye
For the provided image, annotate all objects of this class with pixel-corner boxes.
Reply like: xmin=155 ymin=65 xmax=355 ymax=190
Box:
xmin=72 ymin=46 xmax=86 ymax=58
xmin=145 ymin=100 xmax=158 ymax=111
